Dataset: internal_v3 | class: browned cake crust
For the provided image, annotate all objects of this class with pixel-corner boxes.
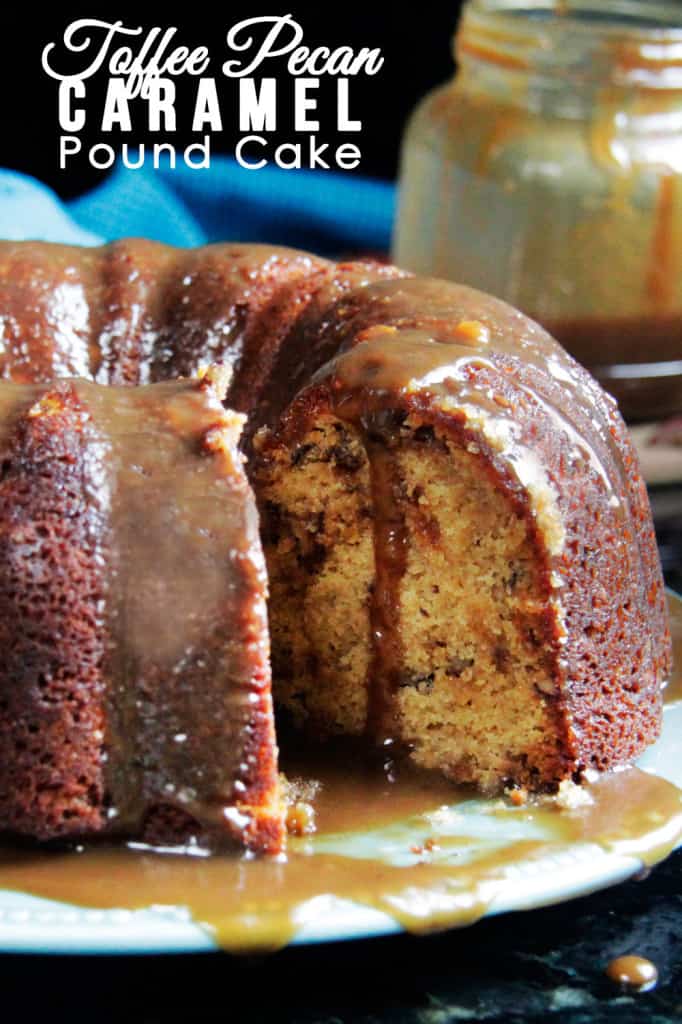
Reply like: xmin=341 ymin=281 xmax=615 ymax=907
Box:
xmin=0 ymin=384 xmax=109 ymax=838
xmin=0 ymin=240 xmax=671 ymax=841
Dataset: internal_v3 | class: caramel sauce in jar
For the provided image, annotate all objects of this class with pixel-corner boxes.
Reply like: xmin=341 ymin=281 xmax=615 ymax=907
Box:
xmin=393 ymin=0 xmax=682 ymax=421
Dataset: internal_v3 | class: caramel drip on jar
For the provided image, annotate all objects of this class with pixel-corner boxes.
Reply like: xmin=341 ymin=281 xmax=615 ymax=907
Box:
xmin=647 ymin=174 xmax=677 ymax=311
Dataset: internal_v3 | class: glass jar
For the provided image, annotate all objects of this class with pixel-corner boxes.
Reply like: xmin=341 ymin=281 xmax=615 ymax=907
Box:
xmin=393 ymin=0 xmax=682 ymax=421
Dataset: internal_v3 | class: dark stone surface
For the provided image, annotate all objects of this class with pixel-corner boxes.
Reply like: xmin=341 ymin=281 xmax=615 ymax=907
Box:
xmin=0 ymin=847 xmax=680 ymax=1023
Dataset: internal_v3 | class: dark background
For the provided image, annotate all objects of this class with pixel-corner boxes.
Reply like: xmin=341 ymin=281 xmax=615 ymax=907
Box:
xmin=3 ymin=6 xmax=467 ymax=198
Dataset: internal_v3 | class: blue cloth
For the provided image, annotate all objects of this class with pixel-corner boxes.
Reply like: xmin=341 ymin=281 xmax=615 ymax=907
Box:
xmin=0 ymin=161 xmax=396 ymax=256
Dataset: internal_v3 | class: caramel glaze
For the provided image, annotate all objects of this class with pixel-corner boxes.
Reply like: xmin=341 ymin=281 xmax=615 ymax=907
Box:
xmin=90 ymin=376 xmax=278 ymax=849
xmin=0 ymin=749 xmax=679 ymax=953
xmin=261 ymin=276 xmax=670 ymax=772
xmin=0 ymin=597 xmax=677 ymax=953
xmin=0 ymin=375 xmax=280 ymax=851
xmin=0 ymin=240 xmax=403 ymax=451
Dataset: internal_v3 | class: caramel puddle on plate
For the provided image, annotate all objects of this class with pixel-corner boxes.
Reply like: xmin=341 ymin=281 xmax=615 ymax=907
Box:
xmin=0 ymin=595 xmax=678 ymax=954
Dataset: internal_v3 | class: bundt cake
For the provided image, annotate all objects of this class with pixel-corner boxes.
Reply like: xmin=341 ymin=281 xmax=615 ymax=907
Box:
xmin=0 ymin=238 xmax=671 ymax=851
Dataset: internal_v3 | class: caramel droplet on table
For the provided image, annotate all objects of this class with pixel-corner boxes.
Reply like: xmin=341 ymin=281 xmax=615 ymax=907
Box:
xmin=605 ymin=955 xmax=658 ymax=992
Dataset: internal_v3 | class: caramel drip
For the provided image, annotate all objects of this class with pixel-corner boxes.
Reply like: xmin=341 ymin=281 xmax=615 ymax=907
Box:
xmin=647 ymin=175 xmax=677 ymax=311
xmin=363 ymin=436 xmax=409 ymax=740
xmin=457 ymin=41 xmax=529 ymax=73
xmin=605 ymin=955 xmax=658 ymax=991
xmin=0 ymin=843 xmax=534 ymax=953
xmin=38 ymin=376 xmax=273 ymax=847
xmin=474 ymin=109 xmax=526 ymax=178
